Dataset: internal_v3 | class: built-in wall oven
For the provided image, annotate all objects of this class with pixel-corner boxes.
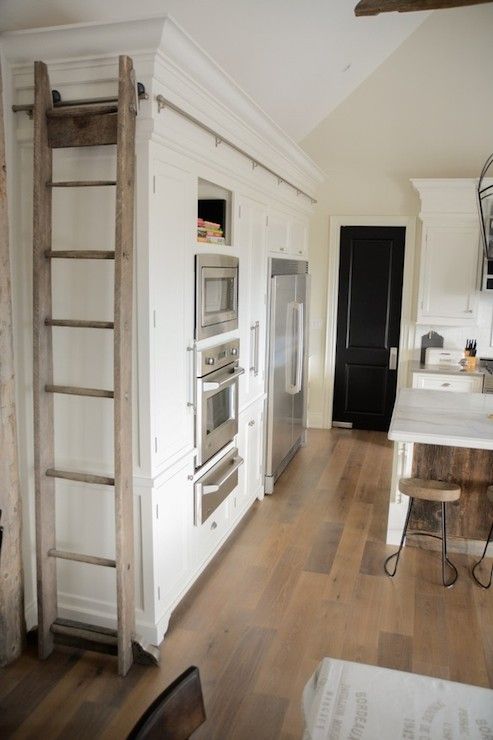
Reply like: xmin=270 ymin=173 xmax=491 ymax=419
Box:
xmin=195 ymin=254 xmax=239 ymax=340
xmin=195 ymin=338 xmax=244 ymax=467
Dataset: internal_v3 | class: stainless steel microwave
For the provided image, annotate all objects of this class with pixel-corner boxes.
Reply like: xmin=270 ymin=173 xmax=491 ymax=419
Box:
xmin=195 ymin=254 xmax=239 ymax=340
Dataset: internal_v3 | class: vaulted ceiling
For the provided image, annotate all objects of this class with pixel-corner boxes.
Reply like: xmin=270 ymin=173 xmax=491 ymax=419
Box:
xmin=0 ymin=0 xmax=429 ymax=141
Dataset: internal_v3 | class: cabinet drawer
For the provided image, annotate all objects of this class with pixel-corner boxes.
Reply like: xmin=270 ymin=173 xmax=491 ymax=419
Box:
xmin=191 ymin=497 xmax=230 ymax=565
xmin=412 ymin=372 xmax=483 ymax=393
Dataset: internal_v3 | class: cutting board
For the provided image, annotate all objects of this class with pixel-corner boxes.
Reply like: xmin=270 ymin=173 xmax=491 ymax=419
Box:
xmin=420 ymin=330 xmax=443 ymax=364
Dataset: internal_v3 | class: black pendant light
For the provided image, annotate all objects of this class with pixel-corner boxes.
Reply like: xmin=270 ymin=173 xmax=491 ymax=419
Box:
xmin=477 ymin=153 xmax=493 ymax=260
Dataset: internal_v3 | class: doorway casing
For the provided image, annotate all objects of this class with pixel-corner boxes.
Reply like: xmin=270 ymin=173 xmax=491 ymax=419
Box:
xmin=321 ymin=215 xmax=417 ymax=429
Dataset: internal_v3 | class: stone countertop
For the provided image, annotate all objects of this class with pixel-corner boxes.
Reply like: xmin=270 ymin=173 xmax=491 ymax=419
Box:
xmin=409 ymin=360 xmax=485 ymax=378
xmin=388 ymin=388 xmax=493 ymax=450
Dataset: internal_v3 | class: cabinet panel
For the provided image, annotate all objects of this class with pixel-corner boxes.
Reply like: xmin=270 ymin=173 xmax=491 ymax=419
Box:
xmin=234 ymin=400 xmax=264 ymax=518
xmin=191 ymin=496 xmax=230 ymax=566
xmin=267 ymin=209 xmax=290 ymax=254
xmin=417 ymin=223 xmax=481 ymax=325
xmin=151 ymin=158 xmax=195 ymax=468
xmin=238 ymin=196 xmax=267 ymax=408
xmin=412 ymin=372 xmax=483 ymax=393
xmin=155 ymin=457 xmax=194 ymax=616
xmin=289 ymin=218 xmax=308 ymax=257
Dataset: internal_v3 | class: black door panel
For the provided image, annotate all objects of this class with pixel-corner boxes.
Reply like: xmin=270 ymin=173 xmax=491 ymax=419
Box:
xmin=333 ymin=226 xmax=405 ymax=431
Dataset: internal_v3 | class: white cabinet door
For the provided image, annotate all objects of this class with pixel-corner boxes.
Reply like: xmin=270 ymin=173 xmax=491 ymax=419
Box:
xmin=266 ymin=208 xmax=290 ymax=254
xmin=412 ymin=372 xmax=483 ymax=393
xmin=417 ymin=222 xmax=481 ymax=325
xmin=289 ymin=217 xmax=309 ymax=257
xmin=155 ymin=455 xmax=194 ymax=619
xmin=238 ymin=196 xmax=267 ymax=409
xmin=151 ymin=156 xmax=195 ymax=470
xmin=234 ymin=400 xmax=264 ymax=518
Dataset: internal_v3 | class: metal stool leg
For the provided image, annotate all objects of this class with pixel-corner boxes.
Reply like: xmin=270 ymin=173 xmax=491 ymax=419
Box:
xmin=472 ymin=519 xmax=493 ymax=589
xmin=384 ymin=497 xmax=414 ymax=577
xmin=441 ymin=502 xmax=458 ymax=588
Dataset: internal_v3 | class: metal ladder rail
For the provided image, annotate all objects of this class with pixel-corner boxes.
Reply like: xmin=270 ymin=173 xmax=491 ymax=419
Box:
xmin=32 ymin=56 xmax=157 ymax=676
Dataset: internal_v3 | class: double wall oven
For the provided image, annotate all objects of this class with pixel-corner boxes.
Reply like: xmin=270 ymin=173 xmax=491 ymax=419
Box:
xmin=193 ymin=255 xmax=243 ymax=525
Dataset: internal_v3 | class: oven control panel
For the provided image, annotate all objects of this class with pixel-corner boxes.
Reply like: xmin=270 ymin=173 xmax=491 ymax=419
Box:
xmin=197 ymin=338 xmax=240 ymax=377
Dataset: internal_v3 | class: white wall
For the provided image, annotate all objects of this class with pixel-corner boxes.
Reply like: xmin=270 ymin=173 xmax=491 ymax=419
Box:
xmin=301 ymin=4 xmax=493 ymax=425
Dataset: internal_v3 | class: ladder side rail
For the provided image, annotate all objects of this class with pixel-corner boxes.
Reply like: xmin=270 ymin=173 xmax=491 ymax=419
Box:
xmin=113 ymin=55 xmax=138 ymax=677
xmin=32 ymin=61 xmax=57 ymax=659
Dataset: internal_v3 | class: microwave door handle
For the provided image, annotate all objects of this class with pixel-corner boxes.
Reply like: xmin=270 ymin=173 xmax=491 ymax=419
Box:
xmin=294 ymin=303 xmax=304 ymax=393
xmin=202 ymin=455 xmax=244 ymax=494
xmin=202 ymin=366 xmax=245 ymax=391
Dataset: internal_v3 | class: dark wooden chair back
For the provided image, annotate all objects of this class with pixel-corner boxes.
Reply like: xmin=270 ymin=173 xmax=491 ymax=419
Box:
xmin=127 ymin=666 xmax=206 ymax=740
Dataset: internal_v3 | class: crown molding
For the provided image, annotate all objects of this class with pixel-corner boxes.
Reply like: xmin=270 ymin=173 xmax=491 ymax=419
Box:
xmin=1 ymin=14 xmax=324 ymax=198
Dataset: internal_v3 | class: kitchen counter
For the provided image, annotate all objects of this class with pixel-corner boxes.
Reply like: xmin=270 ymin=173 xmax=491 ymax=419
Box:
xmin=389 ymin=387 xmax=493 ymax=450
xmin=388 ymin=388 xmax=493 ymax=543
xmin=409 ymin=360 xmax=485 ymax=378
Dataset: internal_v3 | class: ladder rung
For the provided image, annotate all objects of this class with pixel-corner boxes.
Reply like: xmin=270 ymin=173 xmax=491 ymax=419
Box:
xmin=46 ymin=468 xmax=115 ymax=486
xmin=45 ymin=319 xmax=115 ymax=329
xmin=51 ymin=618 xmax=118 ymax=656
xmin=45 ymin=384 xmax=114 ymax=399
xmin=48 ymin=180 xmax=116 ymax=188
xmin=51 ymin=618 xmax=118 ymax=645
xmin=44 ymin=250 xmax=115 ymax=260
xmin=47 ymin=103 xmax=118 ymax=118
xmin=48 ymin=549 xmax=116 ymax=568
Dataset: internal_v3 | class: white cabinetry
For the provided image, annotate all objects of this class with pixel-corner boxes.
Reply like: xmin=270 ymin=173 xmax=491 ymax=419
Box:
xmin=238 ymin=196 xmax=267 ymax=409
xmin=234 ymin=399 xmax=264 ymax=518
xmin=412 ymin=371 xmax=483 ymax=393
xmin=266 ymin=208 xmax=290 ymax=254
xmin=6 ymin=15 xmax=319 ymax=646
xmin=266 ymin=209 xmax=309 ymax=258
xmin=412 ymin=180 xmax=482 ymax=326
xmin=154 ymin=455 xmax=194 ymax=627
xmin=289 ymin=217 xmax=309 ymax=257
xmin=151 ymin=154 xmax=195 ymax=470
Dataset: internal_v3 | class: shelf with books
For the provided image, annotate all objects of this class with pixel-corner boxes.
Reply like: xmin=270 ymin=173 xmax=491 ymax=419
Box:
xmin=197 ymin=178 xmax=232 ymax=246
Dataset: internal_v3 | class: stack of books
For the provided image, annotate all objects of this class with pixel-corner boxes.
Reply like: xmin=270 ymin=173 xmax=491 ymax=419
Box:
xmin=197 ymin=218 xmax=225 ymax=245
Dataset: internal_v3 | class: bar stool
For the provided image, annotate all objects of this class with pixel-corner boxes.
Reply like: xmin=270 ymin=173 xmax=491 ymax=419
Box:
xmin=471 ymin=485 xmax=493 ymax=589
xmin=384 ymin=477 xmax=461 ymax=588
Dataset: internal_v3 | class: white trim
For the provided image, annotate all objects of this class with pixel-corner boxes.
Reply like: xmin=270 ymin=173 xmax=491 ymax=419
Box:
xmin=322 ymin=216 xmax=416 ymax=429
xmin=307 ymin=411 xmax=324 ymax=429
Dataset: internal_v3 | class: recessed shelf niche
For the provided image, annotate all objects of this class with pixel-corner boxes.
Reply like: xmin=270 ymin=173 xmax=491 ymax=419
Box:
xmin=197 ymin=178 xmax=232 ymax=246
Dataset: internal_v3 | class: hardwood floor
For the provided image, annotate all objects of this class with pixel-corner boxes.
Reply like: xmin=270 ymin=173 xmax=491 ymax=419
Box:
xmin=1 ymin=429 xmax=492 ymax=739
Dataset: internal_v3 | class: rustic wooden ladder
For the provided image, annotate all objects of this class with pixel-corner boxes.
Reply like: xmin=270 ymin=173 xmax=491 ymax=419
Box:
xmin=32 ymin=55 xmax=157 ymax=676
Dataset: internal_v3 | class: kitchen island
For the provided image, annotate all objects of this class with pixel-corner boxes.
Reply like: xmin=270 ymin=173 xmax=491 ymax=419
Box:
xmin=388 ymin=388 xmax=493 ymax=546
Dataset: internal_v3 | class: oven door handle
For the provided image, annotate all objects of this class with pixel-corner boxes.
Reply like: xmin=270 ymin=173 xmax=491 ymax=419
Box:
xmin=202 ymin=455 xmax=244 ymax=494
xmin=202 ymin=367 xmax=245 ymax=391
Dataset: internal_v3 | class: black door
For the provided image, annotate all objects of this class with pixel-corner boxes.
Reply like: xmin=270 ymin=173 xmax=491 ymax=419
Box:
xmin=333 ymin=226 xmax=405 ymax=431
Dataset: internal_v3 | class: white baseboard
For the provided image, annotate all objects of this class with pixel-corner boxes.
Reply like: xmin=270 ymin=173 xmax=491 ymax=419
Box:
xmin=57 ymin=591 xmax=160 ymax=645
xmin=307 ymin=411 xmax=324 ymax=429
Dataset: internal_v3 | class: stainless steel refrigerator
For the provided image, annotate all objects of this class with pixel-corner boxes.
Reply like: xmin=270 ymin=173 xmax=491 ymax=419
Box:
xmin=265 ymin=258 xmax=310 ymax=494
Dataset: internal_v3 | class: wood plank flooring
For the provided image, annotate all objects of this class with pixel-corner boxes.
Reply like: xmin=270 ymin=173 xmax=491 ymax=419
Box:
xmin=1 ymin=429 xmax=492 ymax=739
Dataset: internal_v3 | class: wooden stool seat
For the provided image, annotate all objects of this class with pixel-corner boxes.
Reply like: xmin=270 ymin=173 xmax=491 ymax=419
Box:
xmin=399 ymin=477 xmax=461 ymax=503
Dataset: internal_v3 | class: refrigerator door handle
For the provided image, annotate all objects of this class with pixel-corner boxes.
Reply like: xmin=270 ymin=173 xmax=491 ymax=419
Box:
xmin=294 ymin=302 xmax=304 ymax=394
xmin=285 ymin=301 xmax=303 ymax=395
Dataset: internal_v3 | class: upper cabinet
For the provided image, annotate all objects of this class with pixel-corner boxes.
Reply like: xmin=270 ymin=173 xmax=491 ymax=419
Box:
xmin=267 ymin=208 xmax=309 ymax=257
xmin=412 ymin=180 xmax=482 ymax=326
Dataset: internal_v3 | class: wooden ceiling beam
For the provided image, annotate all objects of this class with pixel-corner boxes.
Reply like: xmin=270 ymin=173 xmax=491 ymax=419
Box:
xmin=355 ymin=0 xmax=493 ymax=16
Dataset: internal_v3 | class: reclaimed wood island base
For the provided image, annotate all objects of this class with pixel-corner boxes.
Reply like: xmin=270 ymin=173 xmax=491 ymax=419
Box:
xmin=388 ymin=388 xmax=493 ymax=550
